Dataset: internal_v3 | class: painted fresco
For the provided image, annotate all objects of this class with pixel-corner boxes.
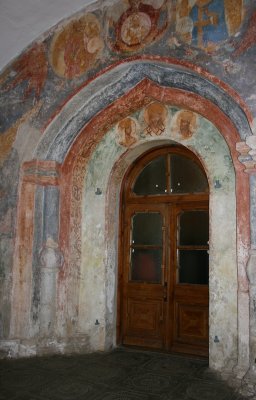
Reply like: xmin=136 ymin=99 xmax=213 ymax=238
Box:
xmin=116 ymin=117 xmax=138 ymax=147
xmin=50 ymin=13 xmax=104 ymax=78
xmin=2 ymin=43 xmax=48 ymax=100
xmin=189 ymin=0 xmax=241 ymax=50
xmin=113 ymin=104 xmax=198 ymax=146
xmin=0 ymin=0 xmax=256 ymax=362
xmin=0 ymin=0 xmax=254 ymax=260
xmin=233 ymin=9 xmax=256 ymax=57
xmin=143 ymin=102 xmax=168 ymax=136
xmin=105 ymin=0 xmax=169 ymax=53
xmin=82 ymin=105 xmax=237 ymax=358
xmin=0 ymin=0 xmax=254 ymax=240
xmin=0 ymin=0 xmax=254 ymax=145
xmin=173 ymin=110 xmax=198 ymax=139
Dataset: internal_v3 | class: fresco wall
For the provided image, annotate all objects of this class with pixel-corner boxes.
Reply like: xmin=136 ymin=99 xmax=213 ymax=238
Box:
xmin=80 ymin=109 xmax=237 ymax=371
xmin=0 ymin=0 xmax=256 ymax=392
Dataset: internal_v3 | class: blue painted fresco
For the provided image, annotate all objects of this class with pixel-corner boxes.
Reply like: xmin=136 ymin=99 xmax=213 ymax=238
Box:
xmin=190 ymin=0 xmax=228 ymax=47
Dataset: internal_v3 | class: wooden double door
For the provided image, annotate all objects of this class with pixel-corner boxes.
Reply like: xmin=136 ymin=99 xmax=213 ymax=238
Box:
xmin=120 ymin=201 xmax=209 ymax=357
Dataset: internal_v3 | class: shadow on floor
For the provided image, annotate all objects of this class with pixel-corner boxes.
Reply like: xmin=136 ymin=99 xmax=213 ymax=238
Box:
xmin=0 ymin=347 xmax=248 ymax=399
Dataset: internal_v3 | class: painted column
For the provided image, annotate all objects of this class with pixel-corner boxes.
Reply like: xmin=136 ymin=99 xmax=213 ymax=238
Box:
xmin=39 ymin=238 xmax=63 ymax=336
xmin=10 ymin=160 xmax=62 ymax=344
xmin=10 ymin=178 xmax=37 ymax=339
xmin=247 ymin=171 xmax=256 ymax=378
xmin=237 ymin=137 xmax=256 ymax=385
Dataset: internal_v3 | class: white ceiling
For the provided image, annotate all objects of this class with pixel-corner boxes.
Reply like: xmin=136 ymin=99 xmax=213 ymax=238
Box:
xmin=0 ymin=0 xmax=97 ymax=72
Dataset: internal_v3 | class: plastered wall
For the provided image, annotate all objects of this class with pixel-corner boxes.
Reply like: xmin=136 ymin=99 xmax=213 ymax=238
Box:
xmin=0 ymin=0 xmax=256 ymax=389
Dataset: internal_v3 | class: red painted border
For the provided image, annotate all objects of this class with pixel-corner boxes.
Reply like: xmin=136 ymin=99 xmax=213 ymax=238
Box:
xmin=58 ymin=80 xmax=250 ymax=305
xmin=44 ymin=56 xmax=253 ymax=131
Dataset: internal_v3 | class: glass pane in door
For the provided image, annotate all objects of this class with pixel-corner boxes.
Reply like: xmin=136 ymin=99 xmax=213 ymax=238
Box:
xmin=178 ymin=250 xmax=209 ymax=284
xmin=177 ymin=210 xmax=209 ymax=285
xmin=131 ymin=248 xmax=162 ymax=283
xmin=170 ymin=155 xmax=208 ymax=193
xmin=179 ymin=211 xmax=209 ymax=245
xmin=132 ymin=212 xmax=163 ymax=245
xmin=133 ymin=156 xmax=167 ymax=195
xmin=130 ymin=211 xmax=163 ymax=283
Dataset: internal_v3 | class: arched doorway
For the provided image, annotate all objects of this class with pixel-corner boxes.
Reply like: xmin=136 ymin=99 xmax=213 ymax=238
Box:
xmin=119 ymin=145 xmax=209 ymax=357
xmin=8 ymin=60 xmax=250 ymax=372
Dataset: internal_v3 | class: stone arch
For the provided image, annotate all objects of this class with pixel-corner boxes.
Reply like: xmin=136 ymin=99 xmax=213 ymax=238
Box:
xmin=10 ymin=61 xmax=251 ymax=373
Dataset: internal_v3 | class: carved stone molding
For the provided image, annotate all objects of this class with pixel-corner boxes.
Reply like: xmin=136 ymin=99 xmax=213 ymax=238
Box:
xmin=236 ymin=136 xmax=256 ymax=173
xmin=247 ymin=249 xmax=256 ymax=287
xmin=22 ymin=160 xmax=61 ymax=186
xmin=39 ymin=237 xmax=64 ymax=271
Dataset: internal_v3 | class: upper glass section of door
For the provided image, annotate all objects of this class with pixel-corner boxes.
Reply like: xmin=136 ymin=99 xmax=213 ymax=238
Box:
xmin=133 ymin=154 xmax=208 ymax=196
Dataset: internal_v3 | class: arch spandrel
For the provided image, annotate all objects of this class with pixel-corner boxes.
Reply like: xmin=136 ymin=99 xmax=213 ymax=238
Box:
xmin=34 ymin=60 xmax=252 ymax=163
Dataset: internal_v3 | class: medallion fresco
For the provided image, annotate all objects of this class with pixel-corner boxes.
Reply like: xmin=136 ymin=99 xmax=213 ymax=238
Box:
xmin=50 ymin=13 xmax=104 ymax=79
xmin=0 ymin=0 xmax=254 ymax=209
xmin=106 ymin=0 xmax=169 ymax=53
xmin=143 ymin=102 xmax=168 ymax=136
xmin=114 ymin=103 xmax=198 ymax=148
xmin=117 ymin=117 xmax=138 ymax=147
xmin=173 ymin=110 xmax=198 ymax=140
xmin=0 ymin=0 xmax=253 ymax=149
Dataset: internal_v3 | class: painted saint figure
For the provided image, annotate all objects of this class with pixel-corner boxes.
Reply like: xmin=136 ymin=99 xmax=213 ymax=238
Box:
xmin=50 ymin=14 xmax=103 ymax=79
xmin=117 ymin=117 xmax=138 ymax=147
xmin=143 ymin=102 xmax=167 ymax=136
xmin=3 ymin=43 xmax=48 ymax=100
xmin=176 ymin=110 xmax=197 ymax=139
xmin=108 ymin=0 xmax=168 ymax=53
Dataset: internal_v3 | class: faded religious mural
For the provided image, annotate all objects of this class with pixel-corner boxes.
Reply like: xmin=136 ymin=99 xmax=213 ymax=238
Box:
xmin=105 ymin=0 xmax=169 ymax=52
xmin=50 ymin=13 xmax=104 ymax=79
xmin=173 ymin=110 xmax=198 ymax=139
xmin=116 ymin=104 xmax=199 ymax=146
xmin=116 ymin=117 xmax=138 ymax=147
xmin=0 ymin=0 xmax=256 ymax=393
xmin=0 ymin=0 xmax=254 ymax=141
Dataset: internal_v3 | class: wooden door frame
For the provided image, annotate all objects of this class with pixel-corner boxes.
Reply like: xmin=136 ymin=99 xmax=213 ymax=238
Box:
xmin=117 ymin=145 xmax=209 ymax=352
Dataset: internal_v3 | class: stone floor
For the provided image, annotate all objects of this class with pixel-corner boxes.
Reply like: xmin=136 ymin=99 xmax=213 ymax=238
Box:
xmin=0 ymin=347 xmax=251 ymax=400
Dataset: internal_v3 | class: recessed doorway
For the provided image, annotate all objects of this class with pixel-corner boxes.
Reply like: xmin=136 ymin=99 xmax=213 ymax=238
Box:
xmin=119 ymin=146 xmax=209 ymax=357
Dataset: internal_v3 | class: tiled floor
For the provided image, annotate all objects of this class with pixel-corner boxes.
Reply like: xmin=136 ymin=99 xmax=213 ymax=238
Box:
xmin=0 ymin=348 xmax=249 ymax=400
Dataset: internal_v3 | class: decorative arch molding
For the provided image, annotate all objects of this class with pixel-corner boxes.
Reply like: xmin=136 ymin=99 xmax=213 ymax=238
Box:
xmin=35 ymin=59 xmax=252 ymax=162
xmin=9 ymin=59 xmax=252 ymax=377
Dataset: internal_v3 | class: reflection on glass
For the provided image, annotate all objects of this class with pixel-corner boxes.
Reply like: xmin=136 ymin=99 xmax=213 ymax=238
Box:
xmin=132 ymin=213 xmax=163 ymax=245
xmin=170 ymin=155 xmax=208 ymax=193
xmin=179 ymin=211 xmax=209 ymax=245
xmin=133 ymin=156 xmax=166 ymax=195
xmin=131 ymin=248 xmax=162 ymax=283
xmin=178 ymin=250 xmax=209 ymax=284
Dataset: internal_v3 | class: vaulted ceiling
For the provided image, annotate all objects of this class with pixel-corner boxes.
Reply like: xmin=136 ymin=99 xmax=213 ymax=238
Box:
xmin=0 ymin=0 xmax=95 ymax=71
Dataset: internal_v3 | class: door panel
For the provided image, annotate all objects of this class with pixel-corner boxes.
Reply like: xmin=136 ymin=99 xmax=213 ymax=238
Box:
xmin=123 ymin=296 xmax=164 ymax=348
xmin=172 ymin=285 xmax=209 ymax=356
xmin=171 ymin=205 xmax=209 ymax=356
xmin=122 ymin=205 xmax=167 ymax=349
xmin=121 ymin=202 xmax=209 ymax=356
